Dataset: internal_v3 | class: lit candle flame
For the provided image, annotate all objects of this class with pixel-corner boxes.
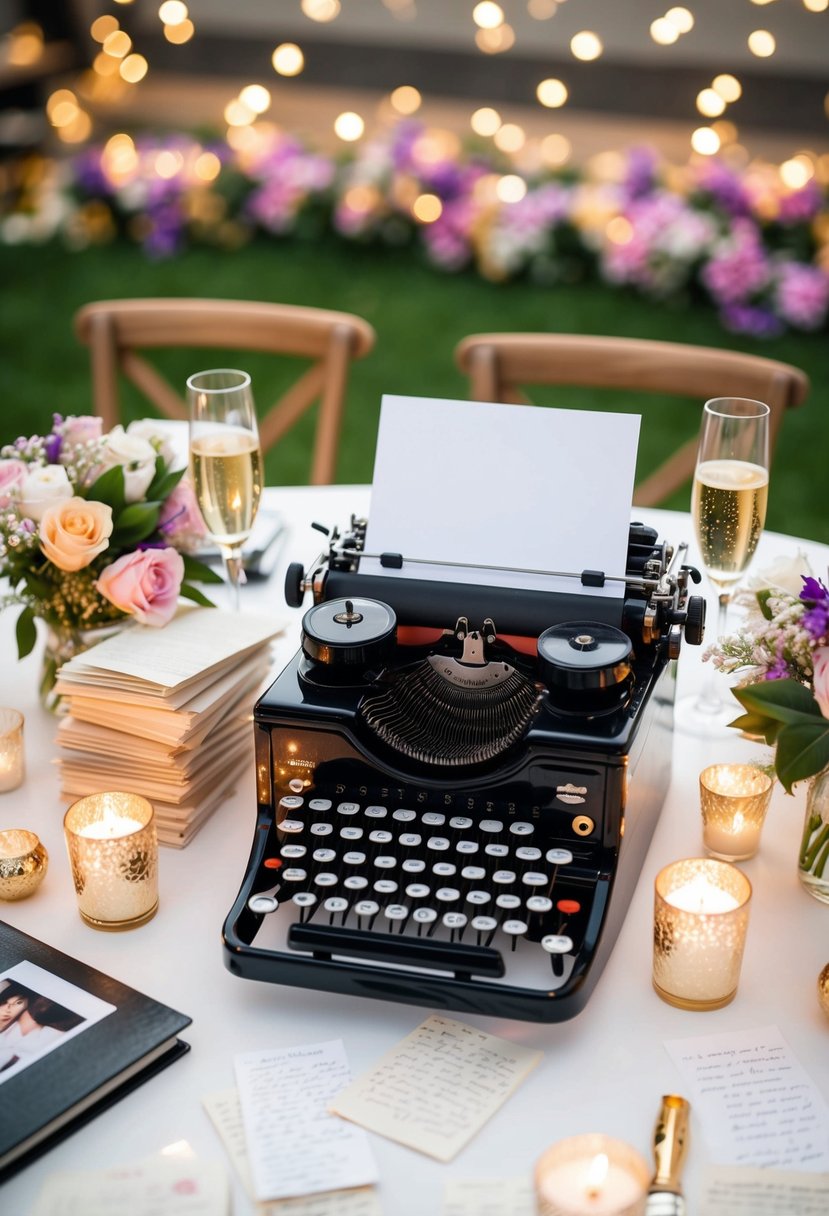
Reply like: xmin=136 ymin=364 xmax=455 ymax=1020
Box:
xmin=585 ymin=1151 xmax=609 ymax=1198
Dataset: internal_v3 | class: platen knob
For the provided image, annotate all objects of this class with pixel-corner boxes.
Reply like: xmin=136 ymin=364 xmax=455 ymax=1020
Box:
xmin=284 ymin=561 xmax=306 ymax=608
xmin=301 ymin=597 xmax=397 ymax=670
xmin=684 ymin=595 xmax=706 ymax=647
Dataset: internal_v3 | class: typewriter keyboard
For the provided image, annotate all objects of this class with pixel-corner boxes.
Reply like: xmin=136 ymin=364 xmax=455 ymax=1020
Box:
xmin=246 ymin=795 xmax=605 ymax=990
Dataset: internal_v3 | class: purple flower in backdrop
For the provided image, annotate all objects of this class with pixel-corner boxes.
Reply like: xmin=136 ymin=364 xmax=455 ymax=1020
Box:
xmin=801 ymin=577 xmax=829 ymax=602
xmin=764 ymin=650 xmax=791 ymax=680
xmin=777 ymin=179 xmax=824 ymax=225
xmin=720 ymin=302 xmax=784 ymax=338
xmin=72 ymin=149 xmax=112 ymax=197
xmin=695 ymin=159 xmax=752 ymax=217
xmin=775 ymin=261 xmax=829 ymax=331
xmin=421 ymin=198 xmax=476 ymax=270
xmin=622 ymin=147 xmax=659 ymax=201
xmin=701 ymin=218 xmax=770 ymax=305
xmin=801 ymin=577 xmax=829 ymax=639
xmin=43 ymin=414 xmax=63 ymax=465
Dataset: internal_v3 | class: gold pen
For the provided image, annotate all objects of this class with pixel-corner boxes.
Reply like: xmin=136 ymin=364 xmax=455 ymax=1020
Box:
xmin=645 ymin=1094 xmax=690 ymax=1216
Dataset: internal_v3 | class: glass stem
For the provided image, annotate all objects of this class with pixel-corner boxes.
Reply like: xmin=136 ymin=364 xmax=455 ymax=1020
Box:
xmin=222 ymin=548 xmax=245 ymax=612
xmin=696 ymin=592 xmax=730 ymax=713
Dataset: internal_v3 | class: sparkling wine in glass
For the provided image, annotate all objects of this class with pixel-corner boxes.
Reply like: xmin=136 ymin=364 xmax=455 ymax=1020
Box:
xmin=684 ymin=396 xmax=769 ymax=728
xmin=187 ymin=369 xmax=263 ymax=611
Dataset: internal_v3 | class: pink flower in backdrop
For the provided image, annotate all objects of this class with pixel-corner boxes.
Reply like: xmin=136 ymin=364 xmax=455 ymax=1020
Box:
xmin=814 ymin=648 xmax=829 ymax=720
xmin=158 ymin=479 xmax=207 ymax=552
xmin=96 ymin=546 xmax=184 ymax=626
xmin=61 ymin=415 xmax=103 ymax=451
xmin=775 ymin=262 xmax=829 ymax=331
xmin=0 ymin=458 xmax=27 ymax=507
xmin=701 ymin=219 xmax=771 ymax=306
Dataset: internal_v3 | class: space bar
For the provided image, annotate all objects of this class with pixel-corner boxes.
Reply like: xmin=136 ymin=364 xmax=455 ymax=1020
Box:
xmin=287 ymin=923 xmax=505 ymax=978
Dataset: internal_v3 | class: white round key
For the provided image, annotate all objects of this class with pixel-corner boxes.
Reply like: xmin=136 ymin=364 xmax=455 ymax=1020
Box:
xmin=324 ymin=897 xmax=348 ymax=914
xmin=340 ymin=826 xmax=363 ymax=841
xmin=496 ymin=893 xmax=521 ymax=910
xmin=292 ymin=892 xmax=317 ymax=908
xmin=461 ymin=866 xmax=486 ymax=882
xmin=402 ymin=858 xmax=426 ymax=873
xmin=282 ymin=867 xmax=307 ymax=882
xmin=374 ymin=878 xmax=398 ymax=895
xmin=344 ymin=875 xmax=368 ymax=891
xmin=355 ymin=899 xmax=379 ymax=918
xmin=279 ymin=796 xmax=304 ymax=812
xmin=310 ymin=822 xmax=333 ymax=837
xmin=432 ymin=861 xmax=457 ymax=877
xmin=337 ymin=802 xmax=360 ymax=816
xmin=406 ymin=883 xmax=431 ymax=899
xmin=374 ymin=855 xmax=397 ymax=869
xmin=479 ymin=819 xmax=503 ymax=834
xmin=542 ymin=933 xmax=574 ymax=954
xmin=343 ymin=851 xmax=366 ymax=866
xmin=510 ymin=822 xmax=534 ymax=836
xmin=313 ymin=848 xmax=336 ymax=864
xmin=280 ymin=844 xmax=307 ymax=858
xmin=364 ymin=805 xmax=388 ymax=818
xmin=471 ymin=915 xmax=498 ymax=933
xmin=427 ymin=836 xmax=450 ymax=851
xmin=485 ymin=843 xmax=509 ymax=858
xmin=450 ymin=816 xmax=473 ymax=830
xmin=443 ymin=912 xmax=468 ymax=930
xmin=248 ymin=895 xmax=277 ymax=914
xmin=435 ymin=887 xmax=460 ymax=903
xmin=315 ymin=872 xmax=338 ymax=888
xmin=384 ymin=904 xmax=409 ymax=921
xmin=492 ymin=870 xmax=516 ymax=884
xmin=456 ymin=840 xmax=479 ymax=855
xmin=502 ymin=919 xmax=528 ymax=936
xmin=279 ymin=819 xmax=304 ymax=834
xmin=413 ymin=907 xmax=437 ymax=924
xmin=466 ymin=890 xmax=491 ymax=906
xmin=422 ymin=812 xmax=446 ymax=826
xmin=522 ymin=871 xmax=549 ymax=886
xmin=516 ymin=846 xmax=542 ymax=862
xmin=369 ymin=829 xmax=392 ymax=844
xmin=399 ymin=833 xmax=421 ymax=848
xmin=308 ymin=798 xmax=332 ymax=812
xmin=393 ymin=808 xmax=416 ymax=822
xmin=527 ymin=895 xmax=553 ymax=914
xmin=546 ymin=848 xmax=574 ymax=865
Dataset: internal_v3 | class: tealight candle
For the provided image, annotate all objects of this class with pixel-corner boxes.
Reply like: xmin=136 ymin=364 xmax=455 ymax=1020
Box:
xmin=0 ymin=708 xmax=25 ymax=793
xmin=64 ymin=792 xmax=158 ymax=930
xmin=535 ymin=1134 xmax=650 ymax=1216
xmin=699 ymin=764 xmax=773 ymax=861
xmin=653 ymin=857 xmax=752 ymax=1011
xmin=0 ymin=829 xmax=48 ymax=900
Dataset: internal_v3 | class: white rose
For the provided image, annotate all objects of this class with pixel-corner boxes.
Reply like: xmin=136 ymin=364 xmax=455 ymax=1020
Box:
xmin=20 ymin=464 xmax=73 ymax=522
xmin=127 ymin=419 xmax=179 ymax=470
xmin=97 ymin=425 xmax=157 ymax=502
xmin=746 ymin=551 xmax=812 ymax=597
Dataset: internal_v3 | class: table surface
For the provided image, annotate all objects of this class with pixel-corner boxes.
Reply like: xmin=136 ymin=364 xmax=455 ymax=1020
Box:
xmin=2 ymin=484 xmax=828 ymax=1213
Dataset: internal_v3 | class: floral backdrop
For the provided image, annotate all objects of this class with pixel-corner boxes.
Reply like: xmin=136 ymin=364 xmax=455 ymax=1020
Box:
xmin=3 ymin=120 xmax=828 ymax=340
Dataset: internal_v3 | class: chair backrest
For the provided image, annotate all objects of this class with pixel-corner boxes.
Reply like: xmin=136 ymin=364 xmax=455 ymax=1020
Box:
xmin=454 ymin=333 xmax=809 ymax=506
xmin=74 ymin=298 xmax=376 ymax=485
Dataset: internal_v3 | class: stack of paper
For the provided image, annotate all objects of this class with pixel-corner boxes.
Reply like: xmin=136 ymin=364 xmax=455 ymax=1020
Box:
xmin=54 ymin=607 xmax=282 ymax=847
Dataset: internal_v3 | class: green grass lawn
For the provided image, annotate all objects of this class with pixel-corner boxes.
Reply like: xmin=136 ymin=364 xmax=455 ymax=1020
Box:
xmin=2 ymin=233 xmax=827 ymax=542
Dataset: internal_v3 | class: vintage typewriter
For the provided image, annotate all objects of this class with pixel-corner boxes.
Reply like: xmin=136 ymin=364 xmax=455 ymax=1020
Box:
xmin=223 ymin=517 xmax=705 ymax=1023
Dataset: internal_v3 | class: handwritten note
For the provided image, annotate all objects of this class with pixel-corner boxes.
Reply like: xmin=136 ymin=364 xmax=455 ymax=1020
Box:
xmin=234 ymin=1040 xmax=378 ymax=1202
xmin=442 ymin=1175 xmax=535 ymax=1216
xmin=328 ymin=1015 xmax=542 ymax=1162
xmin=699 ymin=1164 xmax=829 ymax=1215
xmin=30 ymin=1156 xmax=229 ymax=1216
xmin=203 ymin=1088 xmax=382 ymax=1216
xmin=665 ymin=1025 xmax=829 ymax=1170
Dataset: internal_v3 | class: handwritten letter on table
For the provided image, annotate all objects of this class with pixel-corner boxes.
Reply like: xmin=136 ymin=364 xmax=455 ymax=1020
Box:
xmin=329 ymin=1015 xmax=542 ymax=1162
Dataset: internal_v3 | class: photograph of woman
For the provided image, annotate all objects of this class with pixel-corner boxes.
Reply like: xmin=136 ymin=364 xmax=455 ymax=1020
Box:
xmin=0 ymin=969 xmax=101 ymax=1083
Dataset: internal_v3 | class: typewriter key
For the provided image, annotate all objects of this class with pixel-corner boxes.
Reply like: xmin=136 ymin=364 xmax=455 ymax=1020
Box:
xmin=412 ymin=907 xmax=437 ymax=934
xmin=461 ymin=866 xmax=487 ymax=882
xmin=280 ymin=845 xmax=306 ymax=859
xmin=337 ymin=802 xmax=360 ymax=816
xmin=427 ymin=836 xmax=450 ymax=851
xmin=510 ymin=822 xmax=534 ymax=836
xmin=344 ymin=875 xmax=368 ymax=891
xmin=502 ymin=920 xmax=528 ymax=949
xmin=292 ymin=892 xmax=317 ymax=916
xmin=496 ymin=894 xmax=521 ymax=910
xmin=522 ymin=872 xmax=549 ymax=887
xmin=312 ymin=849 xmax=337 ymax=866
xmin=526 ymin=895 xmax=553 ymax=914
xmin=399 ymin=832 xmax=422 ymax=848
xmin=422 ymin=812 xmax=446 ymax=827
xmin=279 ymin=819 xmax=304 ymax=835
xmin=364 ymin=805 xmax=388 ymax=818
xmin=384 ymin=904 xmax=409 ymax=923
xmin=432 ymin=861 xmax=457 ymax=878
xmin=516 ymin=846 xmax=542 ymax=862
xmin=456 ymin=840 xmax=479 ymax=855
xmin=485 ymin=843 xmax=510 ymax=858
xmin=369 ymin=829 xmax=393 ymax=845
xmin=279 ymin=796 xmax=304 ymax=812
xmin=435 ymin=887 xmax=461 ymax=904
xmin=324 ymin=896 xmax=349 ymax=918
xmin=466 ymin=890 xmax=491 ymax=906
xmin=479 ymin=819 xmax=503 ymax=834
xmin=374 ymin=855 xmax=397 ymax=869
xmin=493 ymin=870 xmax=517 ymax=885
xmin=405 ymin=883 xmax=431 ymax=900
xmin=546 ymin=847 xmax=574 ymax=865
xmin=374 ymin=878 xmax=398 ymax=895
xmin=248 ymin=895 xmax=278 ymax=914
xmin=308 ymin=798 xmax=332 ymax=812
xmin=340 ymin=826 xmax=363 ymax=841
xmin=354 ymin=899 xmax=379 ymax=919
xmin=310 ymin=822 xmax=333 ymax=837
xmin=282 ymin=868 xmax=307 ymax=883
xmin=402 ymin=858 xmax=425 ymax=873
xmin=315 ymin=872 xmax=339 ymax=888
xmin=393 ymin=808 xmax=416 ymax=823
xmin=449 ymin=816 xmax=473 ymax=831
xmin=542 ymin=933 xmax=573 ymax=954
xmin=343 ymin=851 xmax=366 ymax=866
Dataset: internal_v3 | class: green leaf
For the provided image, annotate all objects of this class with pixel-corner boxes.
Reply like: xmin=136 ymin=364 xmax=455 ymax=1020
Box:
xmin=728 ymin=711 xmax=783 ymax=745
xmin=84 ymin=464 xmax=126 ymax=513
xmin=732 ymin=679 xmax=821 ymax=723
xmin=23 ymin=571 xmax=51 ymax=598
xmin=774 ymin=721 xmax=829 ymax=793
xmin=15 ymin=605 xmax=37 ymax=659
xmin=110 ymin=502 xmax=162 ymax=548
xmin=178 ymin=583 xmax=216 ymax=608
xmin=756 ymin=589 xmax=775 ymax=621
xmin=181 ymin=554 xmax=224 ymax=585
xmin=147 ymin=459 xmax=185 ymax=502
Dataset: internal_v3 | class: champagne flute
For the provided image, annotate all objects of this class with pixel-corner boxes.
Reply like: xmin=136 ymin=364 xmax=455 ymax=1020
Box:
xmin=683 ymin=396 xmax=770 ymax=729
xmin=187 ymin=369 xmax=263 ymax=611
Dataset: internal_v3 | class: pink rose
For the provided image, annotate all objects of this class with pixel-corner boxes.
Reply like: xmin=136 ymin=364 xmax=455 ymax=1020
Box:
xmin=814 ymin=647 xmax=829 ymax=720
xmin=158 ymin=479 xmax=207 ymax=553
xmin=0 ymin=458 xmax=27 ymax=507
xmin=61 ymin=415 xmax=103 ymax=451
xmin=96 ymin=547 xmax=185 ymax=626
xmin=39 ymin=496 xmax=113 ymax=571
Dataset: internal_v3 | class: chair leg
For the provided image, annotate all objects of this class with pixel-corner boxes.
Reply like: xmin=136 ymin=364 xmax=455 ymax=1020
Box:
xmin=311 ymin=325 xmax=352 ymax=485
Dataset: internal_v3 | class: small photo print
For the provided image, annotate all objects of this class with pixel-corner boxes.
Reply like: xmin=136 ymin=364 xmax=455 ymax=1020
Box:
xmin=0 ymin=960 xmax=116 ymax=1085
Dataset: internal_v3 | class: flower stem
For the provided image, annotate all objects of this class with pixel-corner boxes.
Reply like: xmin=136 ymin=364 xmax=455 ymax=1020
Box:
xmin=803 ymin=824 xmax=829 ymax=872
xmin=799 ymin=814 xmax=822 ymax=865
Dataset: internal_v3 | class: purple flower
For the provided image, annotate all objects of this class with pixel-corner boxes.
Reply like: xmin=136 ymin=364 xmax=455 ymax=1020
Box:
xmin=622 ymin=147 xmax=659 ymax=201
xmin=44 ymin=421 xmax=62 ymax=464
xmin=801 ymin=577 xmax=828 ymax=602
xmin=777 ymin=179 xmax=823 ymax=225
xmin=695 ymin=159 xmax=752 ymax=217
xmin=765 ymin=652 xmax=790 ymax=680
xmin=775 ymin=262 xmax=829 ymax=332
xmin=701 ymin=219 xmax=770 ymax=305
xmin=803 ymin=603 xmax=829 ymax=641
xmin=719 ymin=302 xmax=784 ymax=338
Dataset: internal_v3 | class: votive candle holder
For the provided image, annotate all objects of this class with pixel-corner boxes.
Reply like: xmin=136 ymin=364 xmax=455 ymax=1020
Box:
xmin=64 ymin=792 xmax=158 ymax=930
xmin=0 ymin=829 xmax=48 ymax=900
xmin=699 ymin=764 xmax=773 ymax=861
xmin=535 ymin=1133 xmax=650 ymax=1216
xmin=0 ymin=708 xmax=25 ymax=793
xmin=653 ymin=857 xmax=752 ymax=1011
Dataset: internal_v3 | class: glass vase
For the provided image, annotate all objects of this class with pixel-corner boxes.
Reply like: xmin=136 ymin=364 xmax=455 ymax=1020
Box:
xmin=39 ymin=622 xmax=125 ymax=715
xmin=798 ymin=768 xmax=829 ymax=905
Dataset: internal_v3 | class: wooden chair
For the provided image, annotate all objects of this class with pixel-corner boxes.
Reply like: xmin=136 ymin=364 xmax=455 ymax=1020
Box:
xmin=74 ymin=298 xmax=376 ymax=484
xmin=454 ymin=333 xmax=809 ymax=506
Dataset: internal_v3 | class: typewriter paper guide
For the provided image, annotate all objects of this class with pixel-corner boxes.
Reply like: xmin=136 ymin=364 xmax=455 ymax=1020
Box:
xmin=363 ymin=395 xmax=641 ymax=601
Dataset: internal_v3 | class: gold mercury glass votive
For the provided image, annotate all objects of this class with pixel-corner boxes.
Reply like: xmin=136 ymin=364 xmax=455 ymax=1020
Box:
xmin=0 ymin=829 xmax=48 ymax=900
xmin=699 ymin=764 xmax=773 ymax=861
xmin=64 ymin=792 xmax=158 ymax=930
xmin=0 ymin=708 xmax=25 ymax=793
xmin=535 ymin=1133 xmax=650 ymax=1216
xmin=653 ymin=857 xmax=752 ymax=1011
xmin=819 ymin=964 xmax=829 ymax=1021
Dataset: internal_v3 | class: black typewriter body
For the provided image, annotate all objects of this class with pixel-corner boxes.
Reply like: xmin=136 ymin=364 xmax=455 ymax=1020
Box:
xmin=223 ymin=520 xmax=705 ymax=1023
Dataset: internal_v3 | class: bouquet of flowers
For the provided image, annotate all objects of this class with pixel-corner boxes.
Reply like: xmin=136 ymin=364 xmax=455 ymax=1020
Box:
xmin=0 ymin=414 xmax=221 ymax=679
xmin=706 ymin=557 xmax=829 ymax=793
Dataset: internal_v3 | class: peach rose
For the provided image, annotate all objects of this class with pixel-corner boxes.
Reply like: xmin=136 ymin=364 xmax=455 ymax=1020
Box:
xmin=96 ymin=546 xmax=184 ymax=626
xmin=814 ymin=647 xmax=829 ymax=721
xmin=39 ymin=496 xmax=113 ymax=572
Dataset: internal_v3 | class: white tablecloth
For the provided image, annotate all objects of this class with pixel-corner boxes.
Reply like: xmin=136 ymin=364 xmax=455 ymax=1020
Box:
xmin=2 ymin=485 xmax=828 ymax=1213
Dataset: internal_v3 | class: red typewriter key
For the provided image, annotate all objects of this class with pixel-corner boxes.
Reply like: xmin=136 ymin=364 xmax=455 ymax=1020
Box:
xmin=556 ymin=898 xmax=581 ymax=915
xmin=263 ymin=858 xmax=282 ymax=870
